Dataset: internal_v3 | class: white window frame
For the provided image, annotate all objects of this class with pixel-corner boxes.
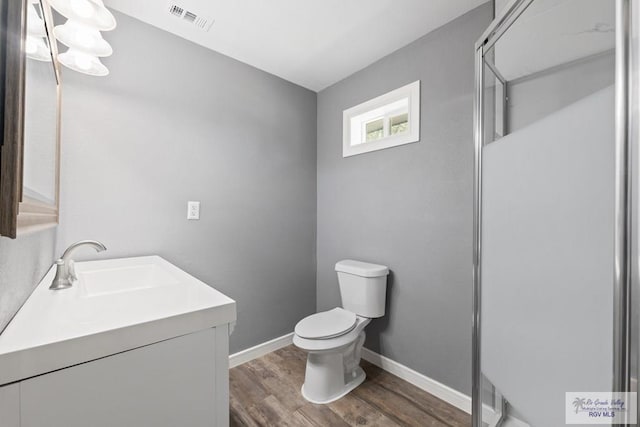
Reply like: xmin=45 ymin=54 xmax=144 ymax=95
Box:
xmin=342 ymin=80 xmax=420 ymax=157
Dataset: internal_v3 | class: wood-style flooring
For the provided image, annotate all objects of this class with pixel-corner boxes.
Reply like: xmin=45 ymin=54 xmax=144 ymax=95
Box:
xmin=229 ymin=345 xmax=471 ymax=427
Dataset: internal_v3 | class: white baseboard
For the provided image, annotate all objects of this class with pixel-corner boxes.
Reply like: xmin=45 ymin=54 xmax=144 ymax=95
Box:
xmin=229 ymin=332 xmax=294 ymax=368
xmin=361 ymin=348 xmax=470 ymax=412
xmin=361 ymin=347 xmax=497 ymax=421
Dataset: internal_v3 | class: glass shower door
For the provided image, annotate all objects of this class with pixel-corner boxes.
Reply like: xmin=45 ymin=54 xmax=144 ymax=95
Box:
xmin=472 ymin=1 xmax=635 ymax=425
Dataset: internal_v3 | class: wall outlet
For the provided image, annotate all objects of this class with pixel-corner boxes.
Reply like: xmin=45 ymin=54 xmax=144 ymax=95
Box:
xmin=187 ymin=201 xmax=200 ymax=220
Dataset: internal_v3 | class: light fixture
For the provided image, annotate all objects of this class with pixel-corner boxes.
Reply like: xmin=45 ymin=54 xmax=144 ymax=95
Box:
xmin=54 ymin=20 xmax=112 ymax=57
xmin=51 ymin=0 xmax=116 ymax=76
xmin=48 ymin=0 xmax=116 ymax=31
xmin=26 ymin=36 xmax=52 ymax=62
xmin=58 ymin=48 xmax=108 ymax=76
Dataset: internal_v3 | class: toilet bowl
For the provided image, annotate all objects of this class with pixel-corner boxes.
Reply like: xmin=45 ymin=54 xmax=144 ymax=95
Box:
xmin=293 ymin=260 xmax=388 ymax=404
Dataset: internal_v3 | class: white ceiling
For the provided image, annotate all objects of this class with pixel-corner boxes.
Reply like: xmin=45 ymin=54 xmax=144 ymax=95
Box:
xmin=102 ymin=0 xmax=486 ymax=91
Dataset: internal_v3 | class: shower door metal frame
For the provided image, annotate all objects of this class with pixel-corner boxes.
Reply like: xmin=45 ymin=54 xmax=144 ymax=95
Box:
xmin=472 ymin=1 xmax=637 ymax=426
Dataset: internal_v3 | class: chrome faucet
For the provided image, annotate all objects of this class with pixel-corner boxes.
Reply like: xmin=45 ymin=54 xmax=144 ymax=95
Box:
xmin=50 ymin=240 xmax=107 ymax=290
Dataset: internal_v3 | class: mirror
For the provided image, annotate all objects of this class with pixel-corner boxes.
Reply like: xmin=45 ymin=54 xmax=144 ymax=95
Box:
xmin=23 ymin=1 xmax=58 ymax=206
xmin=0 ymin=0 xmax=61 ymax=238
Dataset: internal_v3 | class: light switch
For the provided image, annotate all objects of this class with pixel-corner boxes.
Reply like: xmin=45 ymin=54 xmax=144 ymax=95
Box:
xmin=187 ymin=201 xmax=200 ymax=220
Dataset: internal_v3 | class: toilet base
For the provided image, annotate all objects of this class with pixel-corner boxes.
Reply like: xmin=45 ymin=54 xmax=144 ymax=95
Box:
xmin=301 ymin=366 xmax=366 ymax=404
xmin=298 ymin=331 xmax=367 ymax=404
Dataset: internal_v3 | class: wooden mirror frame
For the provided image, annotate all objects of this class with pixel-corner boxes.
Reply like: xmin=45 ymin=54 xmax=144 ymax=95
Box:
xmin=0 ymin=0 xmax=61 ymax=238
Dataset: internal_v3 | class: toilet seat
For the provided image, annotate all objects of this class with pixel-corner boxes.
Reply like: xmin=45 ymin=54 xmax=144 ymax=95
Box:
xmin=295 ymin=308 xmax=357 ymax=340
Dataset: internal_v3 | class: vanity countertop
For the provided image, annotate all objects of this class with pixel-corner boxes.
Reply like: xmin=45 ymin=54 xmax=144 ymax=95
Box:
xmin=0 ymin=256 xmax=236 ymax=385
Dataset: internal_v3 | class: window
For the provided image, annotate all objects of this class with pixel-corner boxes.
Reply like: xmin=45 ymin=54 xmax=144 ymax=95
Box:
xmin=365 ymin=118 xmax=385 ymax=142
xmin=390 ymin=113 xmax=408 ymax=135
xmin=343 ymin=81 xmax=420 ymax=157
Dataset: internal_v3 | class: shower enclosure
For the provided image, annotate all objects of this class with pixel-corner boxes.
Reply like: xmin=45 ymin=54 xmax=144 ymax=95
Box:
xmin=472 ymin=0 xmax=639 ymax=425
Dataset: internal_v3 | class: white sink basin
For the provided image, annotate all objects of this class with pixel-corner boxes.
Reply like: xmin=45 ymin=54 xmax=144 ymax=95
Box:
xmin=0 ymin=256 xmax=236 ymax=386
xmin=78 ymin=263 xmax=179 ymax=297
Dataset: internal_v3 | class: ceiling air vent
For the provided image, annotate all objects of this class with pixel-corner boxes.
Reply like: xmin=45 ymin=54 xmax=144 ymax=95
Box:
xmin=167 ymin=3 xmax=214 ymax=32
xmin=169 ymin=5 xmax=184 ymax=17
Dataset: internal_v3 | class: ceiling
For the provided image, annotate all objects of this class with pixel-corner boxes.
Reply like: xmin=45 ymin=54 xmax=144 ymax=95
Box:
xmin=102 ymin=0 xmax=486 ymax=91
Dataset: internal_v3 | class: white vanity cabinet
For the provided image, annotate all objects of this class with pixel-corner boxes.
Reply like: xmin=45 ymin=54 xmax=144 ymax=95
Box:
xmin=0 ymin=383 xmax=20 ymax=427
xmin=1 ymin=326 xmax=230 ymax=426
xmin=0 ymin=256 xmax=236 ymax=427
xmin=21 ymin=326 xmax=229 ymax=427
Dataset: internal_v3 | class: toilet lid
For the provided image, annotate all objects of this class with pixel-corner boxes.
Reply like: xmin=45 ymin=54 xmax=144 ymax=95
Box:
xmin=295 ymin=308 xmax=357 ymax=340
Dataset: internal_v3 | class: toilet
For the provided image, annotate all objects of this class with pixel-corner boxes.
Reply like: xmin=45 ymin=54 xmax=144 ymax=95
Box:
xmin=293 ymin=259 xmax=389 ymax=404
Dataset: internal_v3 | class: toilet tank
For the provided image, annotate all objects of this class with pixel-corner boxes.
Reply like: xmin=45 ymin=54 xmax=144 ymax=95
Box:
xmin=335 ymin=260 xmax=389 ymax=318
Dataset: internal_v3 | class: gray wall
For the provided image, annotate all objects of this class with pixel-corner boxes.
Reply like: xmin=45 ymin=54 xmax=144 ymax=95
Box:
xmin=0 ymin=230 xmax=56 ymax=332
xmin=316 ymin=3 xmax=492 ymax=395
xmin=56 ymin=11 xmax=317 ymax=353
